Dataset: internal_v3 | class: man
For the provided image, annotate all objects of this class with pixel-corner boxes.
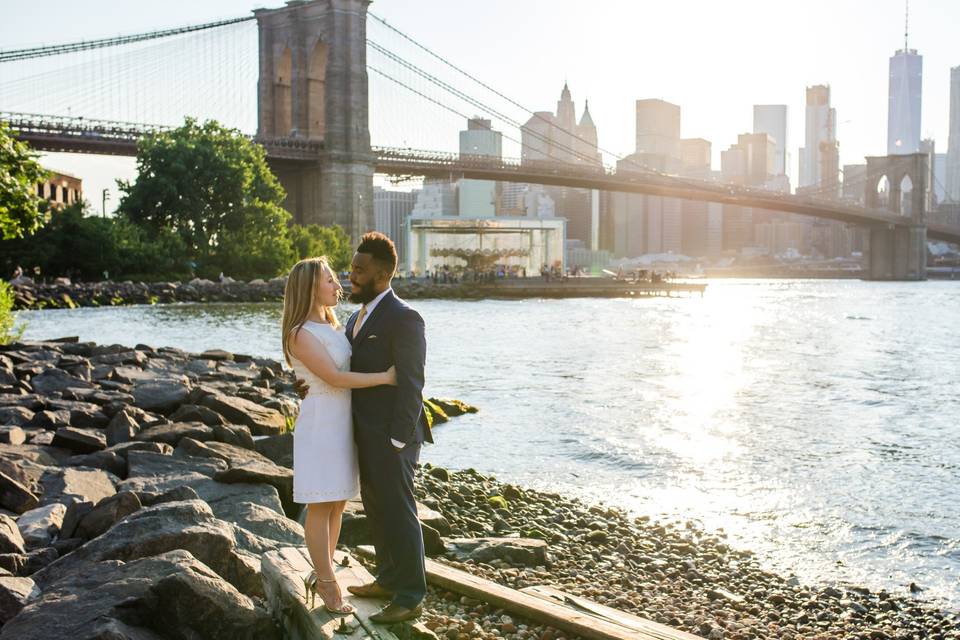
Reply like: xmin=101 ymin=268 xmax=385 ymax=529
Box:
xmin=344 ymin=232 xmax=431 ymax=623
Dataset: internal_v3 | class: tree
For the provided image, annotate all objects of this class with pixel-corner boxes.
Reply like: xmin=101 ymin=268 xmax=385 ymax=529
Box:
xmin=118 ymin=119 xmax=293 ymax=278
xmin=0 ymin=122 xmax=47 ymax=240
xmin=288 ymin=224 xmax=352 ymax=271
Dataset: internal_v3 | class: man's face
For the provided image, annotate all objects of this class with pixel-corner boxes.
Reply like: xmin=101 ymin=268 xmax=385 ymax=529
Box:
xmin=349 ymin=252 xmax=383 ymax=304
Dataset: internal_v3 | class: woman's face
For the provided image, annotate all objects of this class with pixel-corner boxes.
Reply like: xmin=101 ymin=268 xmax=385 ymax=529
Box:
xmin=315 ymin=265 xmax=342 ymax=308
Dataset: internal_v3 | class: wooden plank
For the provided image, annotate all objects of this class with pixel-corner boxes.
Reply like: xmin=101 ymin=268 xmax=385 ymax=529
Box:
xmin=520 ymin=585 xmax=701 ymax=640
xmin=354 ymin=546 xmax=698 ymax=640
xmin=261 ymin=547 xmax=400 ymax=640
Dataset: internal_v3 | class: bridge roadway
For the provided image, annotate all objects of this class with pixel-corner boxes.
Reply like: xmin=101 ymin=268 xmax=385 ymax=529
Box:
xmin=4 ymin=111 xmax=959 ymax=245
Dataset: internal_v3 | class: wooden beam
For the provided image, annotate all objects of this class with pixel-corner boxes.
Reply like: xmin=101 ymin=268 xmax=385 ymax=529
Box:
xmin=354 ymin=546 xmax=699 ymax=640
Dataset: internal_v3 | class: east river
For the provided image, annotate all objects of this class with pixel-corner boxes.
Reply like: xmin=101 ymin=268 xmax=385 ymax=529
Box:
xmin=18 ymin=279 xmax=960 ymax=609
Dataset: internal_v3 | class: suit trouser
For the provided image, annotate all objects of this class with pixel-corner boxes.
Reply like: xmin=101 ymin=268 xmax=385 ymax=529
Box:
xmin=356 ymin=429 xmax=426 ymax=609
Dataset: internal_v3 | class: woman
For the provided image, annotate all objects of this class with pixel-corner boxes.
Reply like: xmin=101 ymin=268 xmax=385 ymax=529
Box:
xmin=282 ymin=256 xmax=396 ymax=614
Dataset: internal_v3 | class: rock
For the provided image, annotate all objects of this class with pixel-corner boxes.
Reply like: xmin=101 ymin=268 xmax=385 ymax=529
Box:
xmin=25 ymin=409 xmax=70 ymax=430
xmin=0 ymin=408 xmax=33 ymax=428
xmin=118 ymin=472 xmax=284 ymax=517
xmin=200 ymin=393 xmax=286 ymax=436
xmin=31 ymin=500 xmax=268 ymax=598
xmin=0 ymin=394 xmax=43 ymax=410
xmin=169 ymin=403 xmax=225 ymax=425
xmin=0 ymin=576 xmax=40 ymax=624
xmin=66 ymin=440 xmax=172 ymax=478
xmin=21 ymin=547 xmax=58 ymax=575
xmin=421 ymin=522 xmax=445 ymax=556
xmin=210 ymin=501 xmax=303 ymax=546
xmin=253 ymin=432 xmax=293 ymax=468
xmin=0 ymin=471 xmax=39 ymax=514
xmin=105 ymin=409 xmax=140 ymax=445
xmin=39 ymin=467 xmax=117 ymax=506
xmin=128 ymin=449 xmax=227 ymax=478
xmin=74 ymin=491 xmax=142 ymax=540
xmin=177 ymin=437 xmax=274 ymax=467
xmin=213 ymin=459 xmax=294 ymax=516
xmin=51 ymin=426 xmax=107 ymax=454
xmin=211 ymin=423 xmax=256 ymax=449
xmin=134 ymin=421 xmax=214 ymax=445
xmin=445 ymin=537 xmax=549 ymax=567
xmin=0 ymin=515 xmax=25 ymax=554
xmin=418 ymin=503 xmax=452 ymax=535
xmin=428 ymin=398 xmax=479 ymax=416
xmin=16 ymin=503 xmax=66 ymax=549
xmin=58 ymin=500 xmax=93 ymax=539
xmin=27 ymin=368 xmax=95 ymax=395
xmin=428 ymin=466 xmax=450 ymax=481
xmin=1 ymin=550 xmax=280 ymax=640
xmin=201 ymin=349 xmax=234 ymax=361
xmin=45 ymin=399 xmax=108 ymax=428
xmin=132 ymin=379 xmax=191 ymax=413
xmin=139 ymin=485 xmax=200 ymax=507
xmin=0 ymin=427 xmax=25 ymax=445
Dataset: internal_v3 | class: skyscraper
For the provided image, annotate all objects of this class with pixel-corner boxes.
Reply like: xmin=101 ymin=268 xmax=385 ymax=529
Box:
xmin=458 ymin=117 xmax=502 ymax=218
xmin=799 ymin=85 xmax=838 ymax=192
xmin=887 ymin=39 xmax=923 ymax=155
xmin=635 ymin=99 xmax=681 ymax=159
xmin=753 ymin=105 xmax=788 ymax=176
xmin=946 ymin=65 xmax=960 ymax=203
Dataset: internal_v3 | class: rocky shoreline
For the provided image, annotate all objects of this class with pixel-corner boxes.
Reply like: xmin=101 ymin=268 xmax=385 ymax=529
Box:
xmin=0 ymin=338 xmax=956 ymax=639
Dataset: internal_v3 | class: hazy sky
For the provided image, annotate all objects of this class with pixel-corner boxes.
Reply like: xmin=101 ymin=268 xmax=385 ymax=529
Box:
xmin=2 ymin=0 xmax=958 ymax=209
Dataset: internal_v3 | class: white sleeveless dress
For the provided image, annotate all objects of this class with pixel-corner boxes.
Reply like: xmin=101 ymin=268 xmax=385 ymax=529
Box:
xmin=290 ymin=321 xmax=360 ymax=503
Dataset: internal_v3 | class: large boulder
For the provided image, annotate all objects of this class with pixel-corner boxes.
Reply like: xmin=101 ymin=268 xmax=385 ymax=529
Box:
xmin=134 ymin=421 xmax=214 ymax=446
xmin=65 ymin=441 xmax=172 ymax=479
xmin=31 ymin=500 xmax=268 ymax=598
xmin=253 ymin=432 xmax=293 ymax=468
xmin=445 ymin=537 xmax=550 ymax=567
xmin=176 ymin=437 xmax=273 ymax=467
xmin=105 ymin=409 xmax=140 ymax=445
xmin=0 ymin=407 xmax=33 ymax=427
xmin=44 ymin=399 xmax=108 ymax=428
xmin=0 ymin=550 xmax=280 ymax=640
xmin=214 ymin=460 xmax=294 ymax=516
xmin=117 ymin=473 xmax=284 ymax=517
xmin=27 ymin=368 xmax=95 ymax=395
xmin=131 ymin=379 xmax=191 ymax=413
xmin=0 ymin=576 xmax=40 ymax=624
xmin=200 ymin=394 xmax=286 ymax=436
xmin=212 ymin=501 xmax=304 ymax=546
xmin=127 ymin=450 xmax=227 ymax=479
xmin=16 ymin=503 xmax=66 ymax=549
xmin=169 ymin=403 xmax=225 ymax=425
xmin=0 ymin=427 xmax=26 ymax=446
xmin=39 ymin=467 xmax=117 ymax=507
xmin=0 ymin=515 xmax=25 ymax=555
xmin=51 ymin=426 xmax=107 ymax=454
xmin=73 ymin=491 xmax=142 ymax=540
xmin=0 ymin=471 xmax=39 ymax=514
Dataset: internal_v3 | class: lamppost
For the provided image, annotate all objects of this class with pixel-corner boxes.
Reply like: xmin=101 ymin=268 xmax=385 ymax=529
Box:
xmin=101 ymin=188 xmax=110 ymax=218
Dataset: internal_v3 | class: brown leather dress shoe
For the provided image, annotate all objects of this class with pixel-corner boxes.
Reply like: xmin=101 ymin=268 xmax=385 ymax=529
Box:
xmin=369 ymin=602 xmax=423 ymax=624
xmin=346 ymin=581 xmax=394 ymax=599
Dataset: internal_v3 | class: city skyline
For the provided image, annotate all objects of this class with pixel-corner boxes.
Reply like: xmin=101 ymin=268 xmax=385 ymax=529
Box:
xmin=2 ymin=0 xmax=959 ymax=204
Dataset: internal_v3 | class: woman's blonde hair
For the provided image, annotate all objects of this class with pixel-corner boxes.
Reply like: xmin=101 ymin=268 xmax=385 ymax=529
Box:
xmin=281 ymin=256 xmax=341 ymax=366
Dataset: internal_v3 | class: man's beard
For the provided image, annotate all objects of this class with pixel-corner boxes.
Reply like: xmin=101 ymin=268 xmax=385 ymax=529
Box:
xmin=349 ymin=280 xmax=378 ymax=304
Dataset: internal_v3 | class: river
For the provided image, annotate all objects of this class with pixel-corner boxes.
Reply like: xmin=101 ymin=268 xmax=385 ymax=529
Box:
xmin=17 ymin=279 xmax=960 ymax=609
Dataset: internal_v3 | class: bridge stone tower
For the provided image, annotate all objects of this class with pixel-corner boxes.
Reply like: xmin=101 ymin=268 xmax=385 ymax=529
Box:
xmin=864 ymin=153 xmax=928 ymax=280
xmin=254 ymin=0 xmax=374 ymax=242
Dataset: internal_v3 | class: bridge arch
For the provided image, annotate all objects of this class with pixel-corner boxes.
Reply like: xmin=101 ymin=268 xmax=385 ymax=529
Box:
xmin=307 ymin=39 xmax=327 ymax=140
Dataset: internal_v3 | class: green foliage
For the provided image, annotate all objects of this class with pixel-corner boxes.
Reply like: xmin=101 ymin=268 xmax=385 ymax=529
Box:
xmin=288 ymin=224 xmax=352 ymax=271
xmin=0 ymin=123 xmax=48 ymax=240
xmin=0 ymin=281 xmax=25 ymax=344
xmin=0 ymin=201 xmax=191 ymax=282
xmin=118 ymin=118 xmax=293 ymax=279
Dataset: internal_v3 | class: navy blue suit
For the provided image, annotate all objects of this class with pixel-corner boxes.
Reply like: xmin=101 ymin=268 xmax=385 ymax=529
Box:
xmin=346 ymin=289 xmax=429 ymax=609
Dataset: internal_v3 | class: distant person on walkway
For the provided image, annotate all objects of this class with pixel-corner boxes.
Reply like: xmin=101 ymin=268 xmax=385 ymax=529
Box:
xmin=294 ymin=233 xmax=431 ymax=623
xmin=282 ymin=256 xmax=398 ymax=615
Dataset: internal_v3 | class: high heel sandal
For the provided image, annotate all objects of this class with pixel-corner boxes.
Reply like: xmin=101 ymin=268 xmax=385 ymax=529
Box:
xmin=303 ymin=570 xmax=355 ymax=615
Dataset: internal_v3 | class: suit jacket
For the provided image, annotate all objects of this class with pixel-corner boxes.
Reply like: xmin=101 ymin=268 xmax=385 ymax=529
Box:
xmin=346 ymin=290 xmax=432 ymax=445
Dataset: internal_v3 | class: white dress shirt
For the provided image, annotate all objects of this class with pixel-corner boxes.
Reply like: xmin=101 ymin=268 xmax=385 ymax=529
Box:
xmin=355 ymin=288 xmax=407 ymax=450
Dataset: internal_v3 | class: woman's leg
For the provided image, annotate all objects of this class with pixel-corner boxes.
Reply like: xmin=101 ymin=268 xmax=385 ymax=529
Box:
xmin=328 ymin=500 xmax=347 ymax=562
xmin=305 ymin=502 xmax=336 ymax=579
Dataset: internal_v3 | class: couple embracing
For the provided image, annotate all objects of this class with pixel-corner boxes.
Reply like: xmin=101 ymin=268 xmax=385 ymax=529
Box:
xmin=281 ymin=232 xmax=431 ymax=623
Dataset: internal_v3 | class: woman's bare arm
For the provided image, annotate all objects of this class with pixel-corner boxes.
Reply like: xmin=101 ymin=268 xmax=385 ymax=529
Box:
xmin=290 ymin=328 xmax=395 ymax=389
